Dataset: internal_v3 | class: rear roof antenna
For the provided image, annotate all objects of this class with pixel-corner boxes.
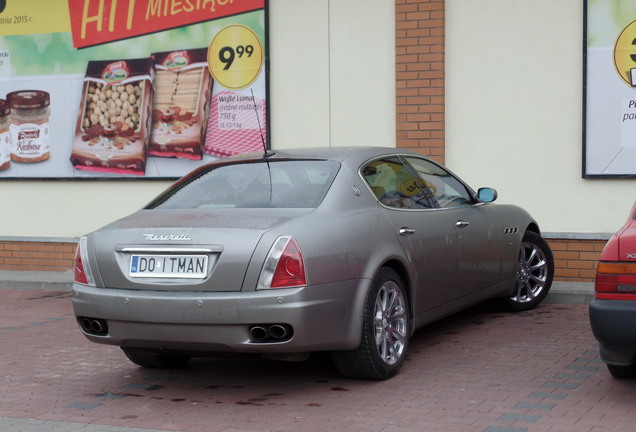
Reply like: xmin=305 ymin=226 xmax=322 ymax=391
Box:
xmin=251 ymin=88 xmax=274 ymax=158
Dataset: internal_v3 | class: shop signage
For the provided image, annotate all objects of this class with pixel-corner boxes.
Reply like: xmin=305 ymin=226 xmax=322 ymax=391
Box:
xmin=68 ymin=0 xmax=265 ymax=48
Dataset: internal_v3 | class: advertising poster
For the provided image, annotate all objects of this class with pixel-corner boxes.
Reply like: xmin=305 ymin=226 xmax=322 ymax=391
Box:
xmin=0 ymin=0 xmax=268 ymax=179
xmin=585 ymin=0 xmax=636 ymax=177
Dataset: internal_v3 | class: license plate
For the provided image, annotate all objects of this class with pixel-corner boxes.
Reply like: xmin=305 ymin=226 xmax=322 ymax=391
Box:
xmin=130 ymin=254 xmax=208 ymax=278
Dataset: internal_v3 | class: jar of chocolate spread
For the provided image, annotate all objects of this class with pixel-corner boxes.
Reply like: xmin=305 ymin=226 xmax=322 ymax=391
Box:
xmin=7 ymin=90 xmax=51 ymax=163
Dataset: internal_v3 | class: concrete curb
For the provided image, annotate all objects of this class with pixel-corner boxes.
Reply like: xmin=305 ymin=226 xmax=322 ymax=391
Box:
xmin=0 ymin=271 xmax=595 ymax=304
xmin=0 ymin=271 xmax=74 ymax=291
xmin=544 ymin=281 xmax=595 ymax=305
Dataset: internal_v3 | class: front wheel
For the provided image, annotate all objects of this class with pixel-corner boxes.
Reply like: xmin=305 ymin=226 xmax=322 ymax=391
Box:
xmin=492 ymin=231 xmax=554 ymax=312
xmin=331 ymin=267 xmax=410 ymax=380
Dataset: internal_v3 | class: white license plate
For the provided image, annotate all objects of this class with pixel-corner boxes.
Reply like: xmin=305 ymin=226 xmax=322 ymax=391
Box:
xmin=130 ymin=254 xmax=208 ymax=278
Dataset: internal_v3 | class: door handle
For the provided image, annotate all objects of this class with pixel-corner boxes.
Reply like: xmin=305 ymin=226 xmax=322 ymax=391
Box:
xmin=399 ymin=227 xmax=415 ymax=236
xmin=456 ymin=220 xmax=470 ymax=229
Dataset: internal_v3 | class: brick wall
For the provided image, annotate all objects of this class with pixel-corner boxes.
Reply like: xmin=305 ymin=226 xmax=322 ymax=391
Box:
xmin=0 ymin=241 xmax=76 ymax=273
xmin=545 ymin=238 xmax=606 ymax=282
xmin=0 ymin=238 xmax=605 ymax=282
xmin=395 ymin=0 xmax=445 ymax=163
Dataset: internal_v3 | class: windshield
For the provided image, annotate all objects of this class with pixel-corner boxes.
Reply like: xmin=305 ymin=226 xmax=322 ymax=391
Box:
xmin=148 ymin=160 xmax=340 ymax=209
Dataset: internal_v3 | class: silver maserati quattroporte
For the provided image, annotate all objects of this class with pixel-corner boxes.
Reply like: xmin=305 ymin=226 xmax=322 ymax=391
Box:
xmin=73 ymin=147 xmax=554 ymax=379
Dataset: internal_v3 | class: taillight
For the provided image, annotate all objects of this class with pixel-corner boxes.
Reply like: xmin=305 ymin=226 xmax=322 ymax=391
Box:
xmin=595 ymin=261 xmax=636 ymax=300
xmin=74 ymin=237 xmax=95 ymax=286
xmin=257 ymin=236 xmax=307 ymax=289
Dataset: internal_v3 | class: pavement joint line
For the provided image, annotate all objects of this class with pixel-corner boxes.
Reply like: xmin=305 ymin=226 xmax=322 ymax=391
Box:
xmin=553 ymin=372 xmax=590 ymax=380
xmin=95 ymin=392 xmax=130 ymax=400
xmin=499 ymin=413 xmax=542 ymax=423
xmin=528 ymin=392 xmax=567 ymax=400
xmin=484 ymin=426 xmax=528 ymax=432
xmin=574 ymin=356 xmax=604 ymax=364
xmin=542 ymin=381 xmax=579 ymax=389
xmin=64 ymin=402 xmax=103 ymax=410
xmin=514 ymin=401 xmax=556 ymax=411
xmin=564 ymin=364 xmax=599 ymax=372
xmin=1 ymin=317 xmax=71 ymax=332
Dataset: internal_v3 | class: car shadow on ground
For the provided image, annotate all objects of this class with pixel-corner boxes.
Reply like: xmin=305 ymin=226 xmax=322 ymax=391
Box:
xmin=104 ymin=302 xmax=511 ymax=389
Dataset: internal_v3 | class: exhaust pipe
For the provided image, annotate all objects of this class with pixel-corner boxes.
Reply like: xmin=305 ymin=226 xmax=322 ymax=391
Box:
xmin=268 ymin=324 xmax=288 ymax=339
xmin=79 ymin=317 xmax=108 ymax=335
xmin=249 ymin=324 xmax=293 ymax=342
xmin=249 ymin=325 xmax=269 ymax=341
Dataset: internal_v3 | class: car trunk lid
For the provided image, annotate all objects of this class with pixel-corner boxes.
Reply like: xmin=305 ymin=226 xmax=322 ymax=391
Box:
xmin=91 ymin=208 xmax=309 ymax=291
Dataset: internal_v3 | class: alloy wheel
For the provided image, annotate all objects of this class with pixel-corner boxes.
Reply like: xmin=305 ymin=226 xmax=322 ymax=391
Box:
xmin=373 ymin=281 xmax=408 ymax=365
xmin=513 ymin=240 xmax=549 ymax=303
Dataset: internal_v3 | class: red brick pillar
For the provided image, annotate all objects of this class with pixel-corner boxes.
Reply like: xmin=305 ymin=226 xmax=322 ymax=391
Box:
xmin=395 ymin=0 xmax=445 ymax=163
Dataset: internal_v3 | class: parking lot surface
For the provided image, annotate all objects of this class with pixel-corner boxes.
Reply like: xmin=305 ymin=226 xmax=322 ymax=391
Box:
xmin=1 ymin=280 xmax=635 ymax=432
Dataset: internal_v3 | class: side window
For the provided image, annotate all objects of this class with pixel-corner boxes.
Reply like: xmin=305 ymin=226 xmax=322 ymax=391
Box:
xmin=361 ymin=157 xmax=438 ymax=209
xmin=403 ymin=156 xmax=474 ymax=208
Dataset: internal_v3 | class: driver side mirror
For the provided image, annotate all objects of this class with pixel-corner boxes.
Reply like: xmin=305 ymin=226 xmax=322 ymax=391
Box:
xmin=477 ymin=187 xmax=498 ymax=203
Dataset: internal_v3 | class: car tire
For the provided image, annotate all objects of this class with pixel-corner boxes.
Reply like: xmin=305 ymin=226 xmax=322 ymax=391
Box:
xmin=492 ymin=231 xmax=554 ymax=312
xmin=122 ymin=349 xmax=191 ymax=369
xmin=607 ymin=363 xmax=636 ymax=379
xmin=331 ymin=267 xmax=410 ymax=380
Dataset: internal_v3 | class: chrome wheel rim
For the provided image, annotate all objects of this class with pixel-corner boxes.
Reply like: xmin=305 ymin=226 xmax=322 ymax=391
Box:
xmin=513 ymin=240 xmax=549 ymax=303
xmin=373 ymin=281 xmax=408 ymax=365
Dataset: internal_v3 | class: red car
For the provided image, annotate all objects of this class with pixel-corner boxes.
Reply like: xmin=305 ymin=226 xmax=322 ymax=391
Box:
xmin=590 ymin=202 xmax=636 ymax=378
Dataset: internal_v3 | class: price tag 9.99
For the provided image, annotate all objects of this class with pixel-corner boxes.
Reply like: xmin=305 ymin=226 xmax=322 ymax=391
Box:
xmin=208 ymin=25 xmax=264 ymax=90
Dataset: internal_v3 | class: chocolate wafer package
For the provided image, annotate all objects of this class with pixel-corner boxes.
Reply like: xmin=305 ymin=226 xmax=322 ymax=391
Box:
xmin=149 ymin=48 xmax=212 ymax=160
xmin=70 ymin=58 xmax=154 ymax=175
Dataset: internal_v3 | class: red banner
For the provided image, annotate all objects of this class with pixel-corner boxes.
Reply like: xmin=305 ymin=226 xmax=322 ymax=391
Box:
xmin=68 ymin=0 xmax=265 ymax=48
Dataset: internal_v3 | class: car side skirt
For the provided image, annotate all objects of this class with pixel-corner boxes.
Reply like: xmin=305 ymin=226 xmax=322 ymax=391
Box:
xmin=412 ymin=279 xmax=515 ymax=329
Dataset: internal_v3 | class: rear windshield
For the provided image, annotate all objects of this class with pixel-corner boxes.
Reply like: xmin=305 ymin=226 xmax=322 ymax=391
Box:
xmin=149 ymin=160 xmax=340 ymax=209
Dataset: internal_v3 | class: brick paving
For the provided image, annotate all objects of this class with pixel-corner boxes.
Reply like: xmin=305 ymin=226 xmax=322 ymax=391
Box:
xmin=1 ymin=287 xmax=635 ymax=432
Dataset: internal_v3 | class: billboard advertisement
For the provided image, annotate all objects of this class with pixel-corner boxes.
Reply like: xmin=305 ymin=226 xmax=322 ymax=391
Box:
xmin=585 ymin=0 xmax=636 ymax=177
xmin=0 ymin=0 xmax=268 ymax=179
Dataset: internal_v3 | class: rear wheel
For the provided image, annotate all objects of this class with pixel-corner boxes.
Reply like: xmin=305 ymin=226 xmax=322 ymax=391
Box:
xmin=122 ymin=349 xmax=191 ymax=369
xmin=607 ymin=363 xmax=636 ymax=379
xmin=493 ymin=231 xmax=554 ymax=312
xmin=332 ymin=267 xmax=410 ymax=380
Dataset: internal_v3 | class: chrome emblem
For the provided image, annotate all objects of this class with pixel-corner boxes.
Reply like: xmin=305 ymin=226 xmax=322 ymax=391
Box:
xmin=627 ymin=253 xmax=636 ymax=259
xmin=143 ymin=234 xmax=192 ymax=241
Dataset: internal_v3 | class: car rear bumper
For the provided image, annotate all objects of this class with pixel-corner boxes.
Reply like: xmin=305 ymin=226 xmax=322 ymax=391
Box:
xmin=589 ymin=298 xmax=636 ymax=365
xmin=72 ymin=279 xmax=369 ymax=354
